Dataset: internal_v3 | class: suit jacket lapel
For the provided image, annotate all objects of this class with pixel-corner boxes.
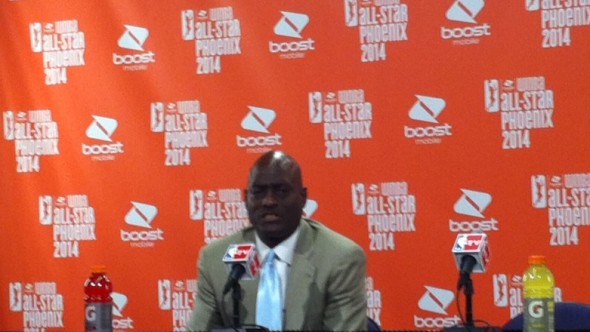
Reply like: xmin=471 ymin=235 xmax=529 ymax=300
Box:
xmin=284 ymin=220 xmax=317 ymax=330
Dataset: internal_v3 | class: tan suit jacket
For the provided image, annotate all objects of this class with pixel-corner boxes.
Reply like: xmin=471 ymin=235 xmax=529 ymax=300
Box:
xmin=187 ymin=218 xmax=367 ymax=331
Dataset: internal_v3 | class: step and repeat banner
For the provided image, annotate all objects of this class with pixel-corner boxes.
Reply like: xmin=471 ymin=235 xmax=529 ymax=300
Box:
xmin=1 ymin=0 xmax=590 ymax=331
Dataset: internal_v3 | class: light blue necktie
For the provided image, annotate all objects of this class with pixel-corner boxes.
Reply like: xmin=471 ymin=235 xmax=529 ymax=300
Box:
xmin=256 ymin=250 xmax=282 ymax=331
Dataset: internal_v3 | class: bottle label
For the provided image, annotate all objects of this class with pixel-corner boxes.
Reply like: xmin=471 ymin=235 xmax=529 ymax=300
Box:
xmin=85 ymin=302 xmax=113 ymax=332
xmin=524 ymin=298 xmax=555 ymax=332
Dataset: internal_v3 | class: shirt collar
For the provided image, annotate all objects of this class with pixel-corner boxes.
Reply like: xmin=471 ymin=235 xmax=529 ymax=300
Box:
xmin=255 ymin=223 xmax=301 ymax=266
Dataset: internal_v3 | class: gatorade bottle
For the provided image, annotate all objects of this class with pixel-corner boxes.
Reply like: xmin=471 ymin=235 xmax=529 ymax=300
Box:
xmin=523 ymin=255 xmax=555 ymax=332
xmin=84 ymin=265 xmax=113 ymax=332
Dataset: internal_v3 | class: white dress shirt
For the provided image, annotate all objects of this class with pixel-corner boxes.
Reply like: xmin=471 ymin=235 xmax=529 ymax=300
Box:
xmin=255 ymin=225 xmax=301 ymax=309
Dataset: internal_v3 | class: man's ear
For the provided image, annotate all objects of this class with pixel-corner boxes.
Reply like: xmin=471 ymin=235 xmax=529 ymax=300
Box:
xmin=301 ymin=187 xmax=308 ymax=201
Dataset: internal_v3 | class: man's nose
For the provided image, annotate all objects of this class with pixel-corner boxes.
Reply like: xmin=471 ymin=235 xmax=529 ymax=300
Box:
xmin=261 ymin=190 xmax=278 ymax=206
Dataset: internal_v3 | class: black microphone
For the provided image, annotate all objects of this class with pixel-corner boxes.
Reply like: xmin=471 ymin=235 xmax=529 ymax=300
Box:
xmin=223 ymin=264 xmax=246 ymax=295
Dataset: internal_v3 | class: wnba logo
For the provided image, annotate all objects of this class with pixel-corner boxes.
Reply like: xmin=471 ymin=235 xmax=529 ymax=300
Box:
xmin=531 ymin=175 xmax=547 ymax=208
xmin=352 ymin=183 xmax=366 ymax=215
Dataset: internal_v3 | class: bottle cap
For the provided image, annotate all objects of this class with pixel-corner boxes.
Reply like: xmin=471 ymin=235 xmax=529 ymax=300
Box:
xmin=91 ymin=264 xmax=107 ymax=273
xmin=528 ymin=255 xmax=546 ymax=264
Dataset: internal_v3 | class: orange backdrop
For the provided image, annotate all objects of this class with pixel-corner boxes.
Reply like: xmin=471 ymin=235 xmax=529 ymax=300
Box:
xmin=1 ymin=0 xmax=590 ymax=331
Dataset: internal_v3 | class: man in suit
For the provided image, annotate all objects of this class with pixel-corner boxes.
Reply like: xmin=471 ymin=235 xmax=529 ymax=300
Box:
xmin=187 ymin=150 xmax=367 ymax=331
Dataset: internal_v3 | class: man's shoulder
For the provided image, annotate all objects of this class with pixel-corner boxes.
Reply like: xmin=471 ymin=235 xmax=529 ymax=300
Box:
xmin=304 ymin=218 xmax=362 ymax=250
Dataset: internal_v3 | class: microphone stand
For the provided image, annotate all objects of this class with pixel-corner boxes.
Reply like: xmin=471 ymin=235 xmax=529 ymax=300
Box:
xmin=443 ymin=273 xmax=501 ymax=332
xmin=231 ymin=282 xmax=241 ymax=328
xmin=461 ymin=272 xmax=475 ymax=327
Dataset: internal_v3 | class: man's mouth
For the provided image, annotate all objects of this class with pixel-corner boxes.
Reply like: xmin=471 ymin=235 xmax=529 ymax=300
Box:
xmin=262 ymin=213 xmax=279 ymax=222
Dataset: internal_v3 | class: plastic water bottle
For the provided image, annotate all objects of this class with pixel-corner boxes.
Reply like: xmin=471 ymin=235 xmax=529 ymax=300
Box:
xmin=84 ymin=265 xmax=113 ymax=332
xmin=523 ymin=255 xmax=555 ymax=332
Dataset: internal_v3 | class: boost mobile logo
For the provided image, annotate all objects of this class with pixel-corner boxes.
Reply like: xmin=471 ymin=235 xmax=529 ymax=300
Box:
xmin=446 ymin=0 xmax=484 ymax=23
xmin=303 ymin=199 xmax=318 ymax=218
xmin=418 ymin=286 xmax=454 ymax=314
xmin=454 ymin=189 xmax=492 ymax=218
xmin=125 ymin=202 xmax=158 ymax=228
xmin=83 ymin=116 xmax=124 ymax=156
xmin=274 ymin=11 xmax=309 ymax=38
xmin=415 ymin=286 xmax=461 ymax=328
xmin=442 ymin=0 xmax=491 ymax=40
xmin=525 ymin=0 xmax=540 ymax=11
xmin=237 ymin=106 xmax=282 ymax=149
xmin=118 ymin=25 xmax=149 ymax=51
xmin=270 ymin=11 xmax=315 ymax=54
xmin=112 ymin=292 xmax=134 ymax=329
xmin=241 ymin=106 xmax=275 ymax=133
xmin=114 ymin=25 xmax=155 ymax=66
xmin=409 ymin=95 xmax=446 ymax=123
xmin=86 ymin=116 xmax=118 ymax=142
xmin=405 ymin=95 xmax=452 ymax=139
xmin=122 ymin=202 xmax=164 ymax=242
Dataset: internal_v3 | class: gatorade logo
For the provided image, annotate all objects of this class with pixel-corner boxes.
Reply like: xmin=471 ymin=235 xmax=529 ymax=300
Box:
xmin=85 ymin=305 xmax=96 ymax=321
xmin=528 ymin=300 xmax=544 ymax=318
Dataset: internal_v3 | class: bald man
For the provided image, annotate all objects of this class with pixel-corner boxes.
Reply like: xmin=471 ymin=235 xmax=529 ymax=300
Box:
xmin=188 ymin=151 xmax=367 ymax=331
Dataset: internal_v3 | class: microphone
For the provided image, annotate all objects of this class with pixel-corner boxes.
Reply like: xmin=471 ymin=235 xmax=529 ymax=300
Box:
xmin=452 ymin=233 xmax=490 ymax=275
xmin=222 ymin=243 xmax=260 ymax=295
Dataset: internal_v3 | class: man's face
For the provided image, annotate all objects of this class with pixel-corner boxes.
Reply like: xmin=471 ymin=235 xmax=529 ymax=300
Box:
xmin=246 ymin=162 xmax=307 ymax=247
